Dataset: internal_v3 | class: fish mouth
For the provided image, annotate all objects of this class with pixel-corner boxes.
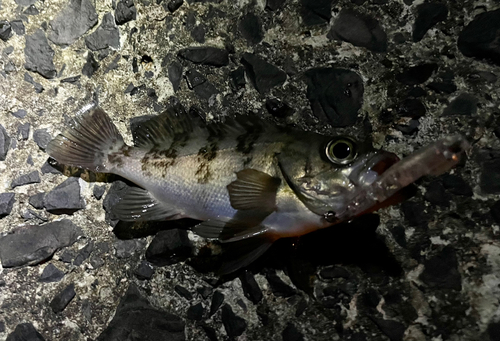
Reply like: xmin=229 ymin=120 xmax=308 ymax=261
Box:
xmin=353 ymin=151 xmax=401 ymax=188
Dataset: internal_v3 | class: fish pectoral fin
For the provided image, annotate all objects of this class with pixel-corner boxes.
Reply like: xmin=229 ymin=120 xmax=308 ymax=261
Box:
xmin=112 ymin=187 xmax=182 ymax=222
xmin=218 ymin=232 xmax=276 ymax=275
xmin=227 ymin=169 xmax=281 ymax=211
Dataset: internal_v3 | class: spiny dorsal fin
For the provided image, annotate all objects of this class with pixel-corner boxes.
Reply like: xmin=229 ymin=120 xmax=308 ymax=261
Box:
xmin=112 ymin=187 xmax=183 ymax=221
xmin=227 ymin=169 xmax=281 ymax=211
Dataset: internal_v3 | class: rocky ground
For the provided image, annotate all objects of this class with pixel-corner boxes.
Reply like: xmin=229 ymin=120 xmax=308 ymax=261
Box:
xmin=1 ymin=0 xmax=500 ymax=340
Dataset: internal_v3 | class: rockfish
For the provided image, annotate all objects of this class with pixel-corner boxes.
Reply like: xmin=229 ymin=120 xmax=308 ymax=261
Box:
xmin=46 ymin=103 xmax=469 ymax=273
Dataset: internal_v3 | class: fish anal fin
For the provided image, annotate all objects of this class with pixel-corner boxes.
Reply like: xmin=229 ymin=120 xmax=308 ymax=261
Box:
xmin=112 ymin=187 xmax=182 ymax=222
xmin=227 ymin=169 xmax=281 ymax=211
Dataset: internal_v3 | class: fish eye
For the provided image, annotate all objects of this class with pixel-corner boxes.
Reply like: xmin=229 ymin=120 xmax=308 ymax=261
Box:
xmin=325 ymin=138 xmax=357 ymax=165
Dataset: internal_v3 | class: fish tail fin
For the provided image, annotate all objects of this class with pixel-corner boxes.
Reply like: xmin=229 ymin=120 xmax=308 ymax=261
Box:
xmin=46 ymin=106 xmax=126 ymax=173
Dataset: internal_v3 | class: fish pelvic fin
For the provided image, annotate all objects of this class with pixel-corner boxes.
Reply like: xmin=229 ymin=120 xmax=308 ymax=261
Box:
xmin=46 ymin=107 xmax=126 ymax=173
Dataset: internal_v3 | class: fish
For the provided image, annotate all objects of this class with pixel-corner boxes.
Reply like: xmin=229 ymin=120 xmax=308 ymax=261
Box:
xmin=46 ymin=102 xmax=469 ymax=273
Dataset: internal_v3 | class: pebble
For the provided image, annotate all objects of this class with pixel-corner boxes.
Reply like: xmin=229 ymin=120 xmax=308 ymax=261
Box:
xmin=282 ymin=322 xmax=305 ymax=341
xmin=491 ymin=200 xmax=500 ymax=225
xmin=17 ymin=123 xmax=30 ymax=141
xmin=412 ymin=3 xmax=448 ymax=42
xmin=265 ymin=98 xmax=294 ymax=118
xmin=266 ymin=0 xmax=286 ymax=11
xmin=39 ymin=263 xmax=65 ymax=283
xmin=48 ymin=0 xmax=97 ymax=46
xmin=73 ymin=242 xmax=94 ymax=266
xmin=230 ymin=66 xmax=246 ymax=89
xmin=0 ymin=20 xmax=12 ymax=41
xmin=93 ymin=185 xmax=106 ymax=200
xmin=85 ymin=12 xmax=120 ymax=51
xmin=167 ymin=0 xmax=184 ymax=13
xmin=300 ymin=0 xmax=333 ymax=26
xmin=11 ymin=170 xmax=41 ymax=189
xmin=10 ymin=19 xmax=25 ymax=35
xmin=115 ymin=0 xmax=137 ymax=25
xmin=396 ymin=63 xmax=437 ymax=85
xmin=11 ymin=109 xmax=27 ymax=119
xmin=241 ymin=53 xmax=286 ymax=94
xmin=239 ymin=12 xmax=263 ymax=45
xmin=186 ymin=302 xmax=204 ymax=321
xmin=424 ymin=181 xmax=450 ymax=207
xmin=191 ymin=24 xmax=206 ymax=43
xmin=174 ymin=285 xmax=193 ymax=300
xmin=113 ymin=239 xmax=146 ymax=259
xmin=221 ymin=304 xmax=246 ymax=338
xmin=209 ymin=291 xmax=224 ymax=316
xmin=0 ymin=193 xmax=15 ymax=218
xmin=24 ymin=29 xmax=57 ymax=79
xmin=168 ymin=61 xmax=183 ymax=92
xmin=5 ymin=323 xmax=45 ymax=341
xmin=397 ymin=99 xmax=426 ymax=118
xmin=0 ymin=124 xmax=10 ymax=160
xmin=177 ymin=47 xmax=229 ymax=67
xmin=440 ymin=174 xmax=473 ymax=196
xmin=50 ymin=284 xmax=76 ymax=313
xmin=419 ymin=245 xmax=462 ymax=290
xmin=145 ymin=229 xmax=192 ymax=266
xmin=23 ymin=72 xmax=44 ymax=93
xmin=442 ymin=93 xmax=478 ymax=116
xmin=239 ymin=271 xmax=263 ymax=304
xmin=29 ymin=192 xmax=45 ymax=209
xmin=33 ymin=129 xmax=51 ymax=150
xmin=134 ymin=260 xmax=154 ymax=280
xmin=82 ymin=52 xmax=100 ymax=78
xmin=44 ymin=177 xmax=86 ymax=213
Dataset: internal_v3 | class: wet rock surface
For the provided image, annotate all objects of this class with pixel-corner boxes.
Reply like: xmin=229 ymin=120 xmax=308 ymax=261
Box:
xmin=0 ymin=0 xmax=499 ymax=340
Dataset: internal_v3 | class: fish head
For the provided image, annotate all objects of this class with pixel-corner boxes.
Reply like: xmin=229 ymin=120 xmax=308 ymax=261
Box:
xmin=278 ymin=134 xmax=401 ymax=225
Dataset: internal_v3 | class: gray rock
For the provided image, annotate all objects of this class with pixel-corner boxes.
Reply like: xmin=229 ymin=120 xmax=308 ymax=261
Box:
xmin=0 ymin=193 xmax=15 ymax=218
xmin=44 ymin=177 xmax=86 ymax=213
xmin=3 ymin=45 xmax=13 ymax=54
xmin=10 ymin=20 xmax=25 ymax=35
xmin=39 ymin=263 xmax=65 ymax=282
xmin=23 ymin=4 xmax=38 ymax=15
xmin=73 ymin=241 xmax=94 ymax=266
xmin=82 ymin=51 xmax=99 ymax=78
xmin=85 ymin=12 xmax=120 ymax=51
xmin=12 ymin=109 xmax=27 ymax=118
xmin=24 ymin=29 xmax=57 ymax=79
xmin=11 ymin=170 xmax=41 ymax=189
xmin=0 ymin=219 xmax=83 ymax=267
xmin=241 ymin=53 xmax=286 ymax=94
xmin=96 ymin=284 xmax=185 ymax=341
xmin=114 ymin=239 xmax=146 ymax=259
xmin=50 ymin=283 xmax=76 ymax=313
xmin=0 ymin=124 xmax=11 ymax=160
xmin=17 ymin=123 xmax=30 ymax=140
xmin=23 ymin=72 xmax=44 ymax=93
xmin=41 ymin=160 xmax=62 ymax=174
xmin=168 ymin=61 xmax=183 ymax=91
xmin=93 ymin=185 xmax=106 ymax=200
xmin=0 ymin=20 xmax=12 ymax=41
xmin=115 ymin=0 xmax=137 ymax=25
xmin=29 ymin=192 xmax=45 ymax=209
xmin=15 ymin=0 xmax=37 ymax=6
xmin=6 ymin=323 xmax=45 ymax=341
xmin=4 ymin=60 xmax=15 ymax=73
xmin=33 ymin=128 xmax=51 ymax=150
xmin=48 ymin=0 xmax=98 ymax=47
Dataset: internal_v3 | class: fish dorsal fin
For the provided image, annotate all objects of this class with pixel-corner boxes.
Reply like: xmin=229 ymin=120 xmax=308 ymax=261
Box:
xmin=112 ymin=187 xmax=183 ymax=221
xmin=132 ymin=103 xmax=198 ymax=149
xmin=227 ymin=169 xmax=281 ymax=211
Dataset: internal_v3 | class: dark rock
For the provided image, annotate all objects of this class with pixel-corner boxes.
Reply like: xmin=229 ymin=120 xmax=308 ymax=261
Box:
xmin=167 ymin=0 xmax=184 ymax=12
xmin=420 ymin=245 xmax=462 ymax=290
xmin=61 ymin=75 xmax=82 ymax=84
xmin=39 ymin=263 xmax=65 ymax=282
xmin=476 ymin=71 xmax=497 ymax=83
xmin=48 ymin=0 xmax=98 ymax=46
xmin=104 ymin=54 xmax=121 ymax=74
xmin=0 ymin=124 xmax=10 ymax=160
xmin=23 ymin=4 xmax=39 ymax=15
xmin=401 ymin=201 xmax=428 ymax=227
xmin=178 ymin=47 xmax=229 ymax=67
xmin=304 ymin=67 xmax=363 ymax=127
xmin=146 ymin=229 xmax=192 ymax=266
xmin=480 ymin=155 xmax=500 ymax=194
xmin=15 ymin=0 xmax=37 ymax=5
xmin=191 ymin=24 xmax=205 ymax=43
xmin=174 ymin=285 xmax=193 ymax=300
xmin=41 ymin=160 xmax=62 ymax=174
xmin=282 ymin=322 xmax=304 ymax=341
xmin=0 ymin=193 xmax=15 ymax=218
xmin=491 ymin=200 xmax=500 ymax=225
xmin=10 ymin=20 xmax=25 ymax=35
xmin=487 ymin=321 xmax=500 ymax=341
xmin=0 ymin=20 xmax=12 ymax=41
xmin=93 ymin=185 xmax=106 ymax=200
xmin=6 ymin=323 xmax=45 ymax=341
xmin=59 ymin=249 xmax=77 ymax=263
xmin=23 ymin=72 xmax=44 ymax=93
xmin=265 ymin=98 xmax=294 ymax=118
xmin=395 ymin=119 xmax=419 ymax=135
xmin=168 ymin=61 xmax=183 ymax=91
xmin=0 ymin=219 xmax=83 ymax=267
xmin=17 ymin=123 xmax=30 ymax=140
xmin=424 ymin=181 xmax=450 ymax=207
xmin=427 ymin=81 xmax=457 ymax=94
xmin=441 ymin=174 xmax=473 ymax=196
xmin=396 ymin=63 xmax=437 ymax=85
xmin=2 ymin=45 xmax=13 ymax=55
xmin=33 ymin=128 xmax=52 ymax=150
xmin=134 ymin=260 xmax=154 ymax=280
xmin=115 ymin=0 xmax=137 ymax=25
xmin=370 ymin=317 xmax=406 ymax=341
xmin=0 ymin=321 xmax=4 ymax=333
xmin=239 ymin=12 xmax=263 ymax=45
xmin=185 ymin=69 xmax=218 ymax=100
xmin=221 ymin=304 xmax=246 ymax=338
xmin=29 ymin=192 xmax=45 ymax=209
xmin=442 ymin=93 xmax=478 ymax=116
xmin=397 ymin=98 xmax=426 ymax=118
xmin=241 ymin=53 xmax=286 ymax=94
xmin=113 ymin=239 xmax=146 ymax=258
xmin=209 ymin=291 xmax=224 ymax=316
xmin=265 ymin=270 xmax=296 ymax=297
xmin=391 ymin=225 xmax=406 ymax=248
xmin=73 ymin=242 xmax=94 ymax=266
xmin=103 ymin=180 xmax=131 ymax=225
xmin=85 ymin=12 xmax=120 ymax=51
xmin=50 ymin=284 xmax=76 ymax=313
xmin=230 ymin=66 xmax=246 ymax=89
xmin=44 ymin=177 xmax=86 ymax=213
xmin=4 ymin=60 xmax=16 ymax=74
xmin=412 ymin=3 xmax=448 ymax=42
xmin=328 ymin=9 xmax=387 ymax=53
xmin=197 ymin=286 xmax=213 ymax=299
xmin=90 ymin=254 xmax=105 ymax=268
xmin=11 ymin=171 xmax=40 ymax=189
xmin=266 ymin=0 xmax=286 ymax=11
xmin=24 ymin=29 xmax=57 ymax=79
xmin=240 ymin=271 xmax=263 ymax=304
xmin=187 ymin=302 xmax=204 ymax=321
xmin=96 ymin=284 xmax=185 ymax=340
xmin=458 ymin=9 xmax=500 ymax=65
xmin=300 ymin=0 xmax=333 ymax=26
xmin=319 ymin=266 xmax=351 ymax=279
xmin=393 ymin=32 xmax=406 ymax=44
xmin=82 ymin=52 xmax=100 ymax=78
xmin=202 ymin=325 xmax=218 ymax=341
xmin=124 ymin=82 xmax=135 ymax=93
